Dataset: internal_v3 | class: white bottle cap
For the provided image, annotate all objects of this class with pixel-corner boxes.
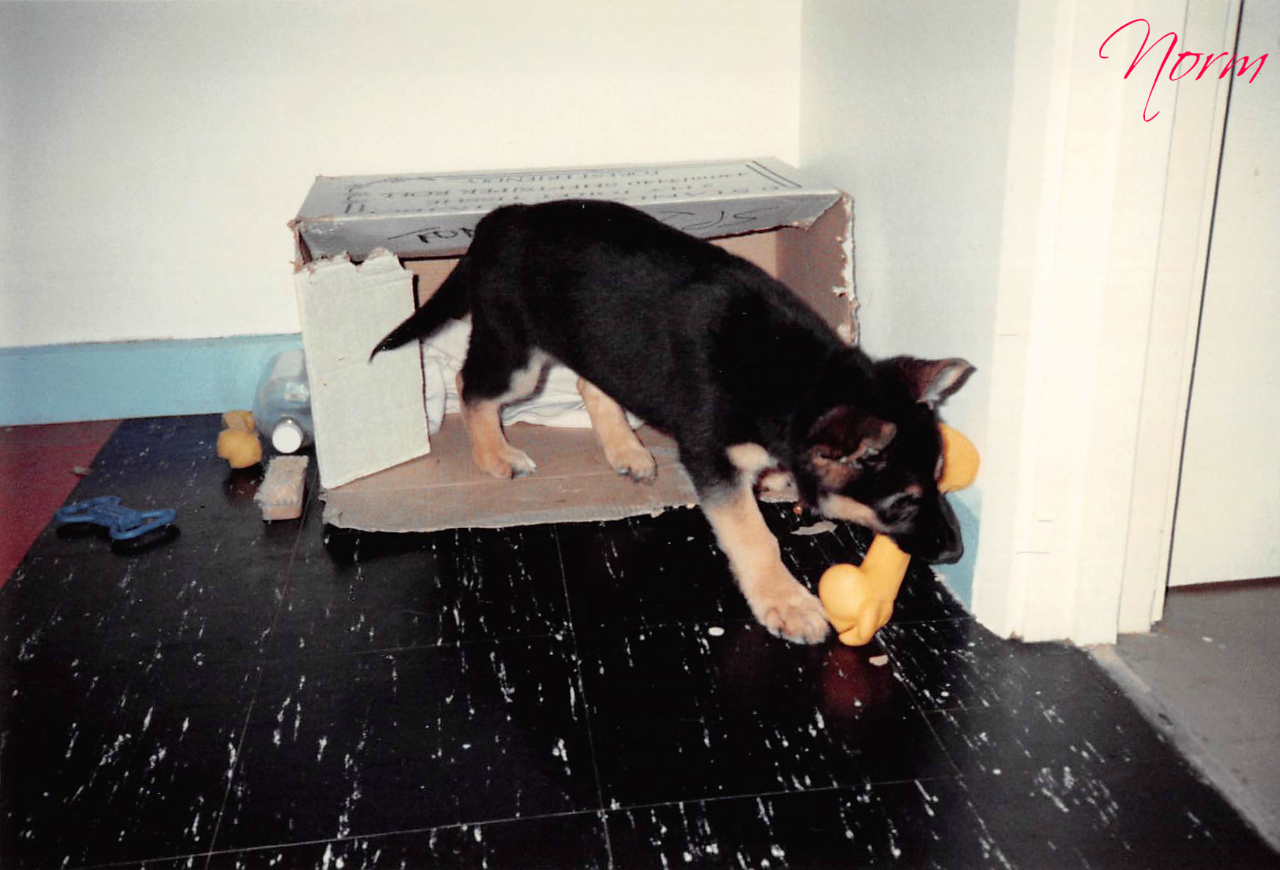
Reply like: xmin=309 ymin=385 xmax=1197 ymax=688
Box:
xmin=271 ymin=418 xmax=305 ymax=454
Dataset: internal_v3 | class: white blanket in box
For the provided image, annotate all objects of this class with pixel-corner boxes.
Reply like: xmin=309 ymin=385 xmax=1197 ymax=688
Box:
xmin=421 ymin=319 xmax=643 ymax=435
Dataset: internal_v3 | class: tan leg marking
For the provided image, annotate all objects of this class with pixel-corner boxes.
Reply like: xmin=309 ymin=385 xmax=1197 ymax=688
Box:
xmin=725 ymin=443 xmax=776 ymax=480
xmin=457 ymin=355 xmax=546 ymax=479
xmin=577 ymin=378 xmax=656 ymax=483
xmin=702 ymin=480 xmax=830 ymax=644
xmin=728 ymin=443 xmax=798 ymax=500
xmin=756 ymin=469 xmax=797 ymax=501
xmin=817 ymin=494 xmax=886 ymax=532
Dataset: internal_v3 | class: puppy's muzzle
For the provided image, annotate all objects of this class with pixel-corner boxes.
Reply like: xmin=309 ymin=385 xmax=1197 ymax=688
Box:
xmin=890 ymin=496 xmax=964 ymax=565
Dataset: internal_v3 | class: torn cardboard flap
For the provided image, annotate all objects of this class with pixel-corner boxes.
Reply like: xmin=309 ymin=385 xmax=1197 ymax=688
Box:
xmin=294 ymin=157 xmax=843 ymax=260
xmin=294 ymin=251 xmax=430 ymax=488
xmin=292 ymin=157 xmax=854 ymax=533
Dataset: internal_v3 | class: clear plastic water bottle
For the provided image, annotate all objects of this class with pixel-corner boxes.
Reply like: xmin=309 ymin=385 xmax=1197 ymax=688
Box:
xmin=254 ymin=349 xmax=313 ymax=454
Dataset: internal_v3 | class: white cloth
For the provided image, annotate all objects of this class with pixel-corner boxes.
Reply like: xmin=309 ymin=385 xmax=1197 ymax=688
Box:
xmin=421 ymin=319 xmax=642 ymax=435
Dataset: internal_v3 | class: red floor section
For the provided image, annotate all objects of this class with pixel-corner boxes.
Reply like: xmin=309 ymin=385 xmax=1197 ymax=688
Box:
xmin=0 ymin=420 xmax=119 ymax=588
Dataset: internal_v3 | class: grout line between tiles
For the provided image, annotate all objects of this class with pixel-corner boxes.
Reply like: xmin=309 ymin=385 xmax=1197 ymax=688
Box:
xmin=197 ymin=461 xmax=320 ymax=870
xmin=898 ymin=648 xmax=1015 ymax=868
xmin=73 ymin=806 xmax=619 ymax=870
xmin=253 ymin=628 xmax=571 ymax=662
xmin=550 ymin=522 xmax=616 ymax=870
xmin=910 ymin=696 xmax=966 ymax=780
xmin=195 ymin=684 xmax=261 ymax=870
xmin=75 ymin=775 xmax=983 ymax=870
xmin=598 ymin=774 xmax=965 ymax=820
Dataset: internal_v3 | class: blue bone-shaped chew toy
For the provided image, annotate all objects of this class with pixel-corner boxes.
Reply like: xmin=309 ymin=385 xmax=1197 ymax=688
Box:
xmin=55 ymin=496 xmax=177 ymax=542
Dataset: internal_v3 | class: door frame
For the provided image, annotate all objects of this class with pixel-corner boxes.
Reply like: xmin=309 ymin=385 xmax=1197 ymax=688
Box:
xmin=970 ymin=0 xmax=1240 ymax=643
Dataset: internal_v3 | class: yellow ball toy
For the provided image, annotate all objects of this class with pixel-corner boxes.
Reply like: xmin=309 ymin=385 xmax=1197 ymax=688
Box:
xmin=818 ymin=424 xmax=979 ymax=646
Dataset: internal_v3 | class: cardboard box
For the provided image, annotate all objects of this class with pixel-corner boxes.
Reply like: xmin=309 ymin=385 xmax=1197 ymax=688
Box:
xmin=292 ymin=158 xmax=854 ymax=532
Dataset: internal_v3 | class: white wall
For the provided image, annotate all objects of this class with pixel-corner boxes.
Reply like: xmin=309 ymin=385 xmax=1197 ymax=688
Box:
xmin=799 ymin=1 xmax=1017 ymax=606
xmin=798 ymin=0 xmax=1018 ymax=448
xmin=0 ymin=0 xmax=800 ymax=349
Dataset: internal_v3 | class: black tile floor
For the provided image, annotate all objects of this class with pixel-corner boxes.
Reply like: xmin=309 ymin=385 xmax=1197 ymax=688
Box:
xmin=1 ymin=415 xmax=1277 ymax=869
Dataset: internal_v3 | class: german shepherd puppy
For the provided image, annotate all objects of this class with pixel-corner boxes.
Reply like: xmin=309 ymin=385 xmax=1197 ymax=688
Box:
xmin=372 ymin=200 xmax=974 ymax=644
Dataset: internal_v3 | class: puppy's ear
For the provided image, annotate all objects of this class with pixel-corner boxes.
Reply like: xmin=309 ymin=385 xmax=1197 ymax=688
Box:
xmin=884 ymin=357 xmax=975 ymax=409
xmin=804 ymin=406 xmax=897 ymax=490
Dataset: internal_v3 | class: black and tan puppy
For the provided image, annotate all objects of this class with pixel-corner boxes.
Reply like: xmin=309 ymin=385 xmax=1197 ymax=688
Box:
xmin=373 ymin=200 xmax=974 ymax=644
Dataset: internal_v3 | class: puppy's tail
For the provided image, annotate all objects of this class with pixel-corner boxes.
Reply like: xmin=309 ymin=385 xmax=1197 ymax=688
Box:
xmin=369 ymin=256 xmax=473 ymax=361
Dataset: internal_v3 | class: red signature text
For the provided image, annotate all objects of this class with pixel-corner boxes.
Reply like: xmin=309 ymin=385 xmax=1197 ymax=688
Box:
xmin=1100 ymin=18 xmax=1267 ymax=122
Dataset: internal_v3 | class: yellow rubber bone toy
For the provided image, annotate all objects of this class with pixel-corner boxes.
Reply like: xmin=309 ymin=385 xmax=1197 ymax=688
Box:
xmin=818 ymin=424 xmax=979 ymax=646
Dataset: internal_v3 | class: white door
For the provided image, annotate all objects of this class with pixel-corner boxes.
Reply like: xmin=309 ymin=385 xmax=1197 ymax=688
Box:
xmin=1169 ymin=1 xmax=1280 ymax=587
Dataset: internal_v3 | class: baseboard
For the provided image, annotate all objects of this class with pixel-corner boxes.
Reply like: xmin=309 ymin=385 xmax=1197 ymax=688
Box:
xmin=0 ymin=335 xmax=303 ymax=426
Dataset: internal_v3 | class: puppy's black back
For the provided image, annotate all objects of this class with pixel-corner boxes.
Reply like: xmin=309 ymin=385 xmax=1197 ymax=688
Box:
xmin=374 ymin=198 xmax=972 ymax=563
xmin=469 ymin=201 xmax=860 ymax=452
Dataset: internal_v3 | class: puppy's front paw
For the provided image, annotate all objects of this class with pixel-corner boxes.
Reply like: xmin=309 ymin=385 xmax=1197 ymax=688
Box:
xmin=606 ymin=444 xmax=657 ymax=484
xmin=748 ymin=579 xmax=831 ymax=645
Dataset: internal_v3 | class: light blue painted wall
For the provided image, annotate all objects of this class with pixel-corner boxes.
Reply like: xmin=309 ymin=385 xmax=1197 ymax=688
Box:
xmin=0 ymin=335 xmax=302 ymax=426
xmin=1 ymin=331 xmax=982 ymax=611
xmin=945 ymin=491 xmax=981 ymax=609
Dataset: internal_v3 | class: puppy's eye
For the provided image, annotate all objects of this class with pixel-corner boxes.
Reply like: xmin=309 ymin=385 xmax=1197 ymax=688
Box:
xmin=854 ymin=449 xmax=886 ymax=471
xmin=880 ymin=491 xmax=921 ymax=523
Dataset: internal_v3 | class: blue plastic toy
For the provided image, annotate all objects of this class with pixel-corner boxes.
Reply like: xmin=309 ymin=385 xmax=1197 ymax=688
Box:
xmin=55 ymin=496 xmax=177 ymax=542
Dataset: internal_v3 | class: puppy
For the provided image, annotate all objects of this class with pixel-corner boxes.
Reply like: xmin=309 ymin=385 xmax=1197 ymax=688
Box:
xmin=373 ymin=200 xmax=973 ymax=644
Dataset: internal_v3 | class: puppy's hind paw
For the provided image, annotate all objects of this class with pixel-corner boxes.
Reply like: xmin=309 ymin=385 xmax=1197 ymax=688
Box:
xmin=607 ymin=444 xmax=657 ymax=484
xmin=474 ymin=445 xmax=538 ymax=480
xmin=508 ymin=450 xmax=538 ymax=478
